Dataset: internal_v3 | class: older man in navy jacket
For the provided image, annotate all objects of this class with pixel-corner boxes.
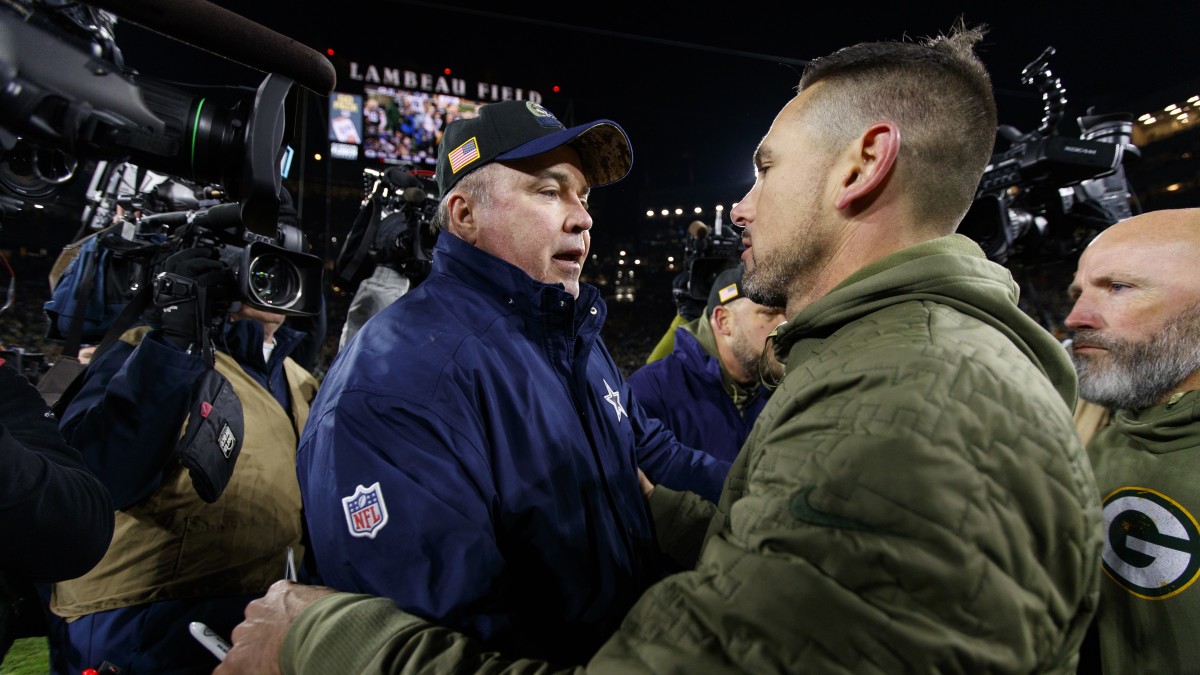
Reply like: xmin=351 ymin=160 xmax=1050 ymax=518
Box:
xmin=297 ymin=100 xmax=728 ymax=667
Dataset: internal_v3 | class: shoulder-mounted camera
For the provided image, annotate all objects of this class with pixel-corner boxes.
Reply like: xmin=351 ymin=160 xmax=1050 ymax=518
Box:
xmin=334 ymin=165 xmax=439 ymax=290
xmin=673 ymin=219 xmax=743 ymax=319
xmin=959 ymin=46 xmax=1140 ymax=266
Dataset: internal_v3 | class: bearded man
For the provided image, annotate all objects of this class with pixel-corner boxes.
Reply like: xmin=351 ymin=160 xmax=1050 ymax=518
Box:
xmin=1065 ymin=207 xmax=1200 ymax=674
xmin=628 ymin=263 xmax=785 ymax=463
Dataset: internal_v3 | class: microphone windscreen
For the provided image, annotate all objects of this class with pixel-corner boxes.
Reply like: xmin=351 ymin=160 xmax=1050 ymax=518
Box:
xmin=384 ymin=167 xmax=421 ymax=189
xmin=401 ymin=187 xmax=427 ymax=204
xmin=687 ymin=220 xmax=710 ymax=239
xmin=91 ymin=0 xmax=336 ymax=95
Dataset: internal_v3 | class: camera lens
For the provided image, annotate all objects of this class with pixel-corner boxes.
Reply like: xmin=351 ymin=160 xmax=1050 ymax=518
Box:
xmin=247 ymin=252 xmax=302 ymax=309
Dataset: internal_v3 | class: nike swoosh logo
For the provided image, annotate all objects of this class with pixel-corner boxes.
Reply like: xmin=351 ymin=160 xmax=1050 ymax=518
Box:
xmin=790 ymin=487 xmax=876 ymax=532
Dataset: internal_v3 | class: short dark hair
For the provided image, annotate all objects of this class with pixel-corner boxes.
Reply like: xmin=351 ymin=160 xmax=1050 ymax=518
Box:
xmin=798 ymin=22 xmax=997 ymax=229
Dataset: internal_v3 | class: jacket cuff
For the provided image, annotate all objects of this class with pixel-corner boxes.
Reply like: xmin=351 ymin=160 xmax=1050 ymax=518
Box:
xmin=649 ymin=486 xmax=718 ymax=568
xmin=283 ymin=593 xmax=424 ymax=675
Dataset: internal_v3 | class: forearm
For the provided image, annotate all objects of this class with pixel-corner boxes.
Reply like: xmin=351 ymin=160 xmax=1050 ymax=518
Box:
xmin=647 ymin=486 xmax=717 ymax=568
xmin=631 ymin=409 xmax=729 ymax=504
xmin=61 ymin=333 xmax=207 ymax=507
xmin=284 ymin=594 xmax=579 ymax=675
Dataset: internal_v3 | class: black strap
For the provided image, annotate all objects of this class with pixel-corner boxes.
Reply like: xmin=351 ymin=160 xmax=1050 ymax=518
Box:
xmin=49 ymin=273 xmax=153 ymax=418
xmin=335 ymin=194 xmax=383 ymax=286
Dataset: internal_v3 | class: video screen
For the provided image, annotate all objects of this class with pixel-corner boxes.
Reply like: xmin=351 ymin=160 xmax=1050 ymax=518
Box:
xmin=328 ymin=92 xmax=363 ymax=142
xmin=339 ymin=86 xmax=484 ymax=166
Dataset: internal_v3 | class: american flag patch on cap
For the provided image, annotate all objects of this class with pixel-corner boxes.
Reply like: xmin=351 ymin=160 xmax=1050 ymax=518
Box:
xmin=448 ymin=137 xmax=481 ymax=174
xmin=718 ymin=283 xmax=740 ymax=303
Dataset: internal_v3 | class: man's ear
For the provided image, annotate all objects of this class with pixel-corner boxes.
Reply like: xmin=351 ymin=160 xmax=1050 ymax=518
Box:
xmin=446 ymin=193 xmax=478 ymax=243
xmin=711 ymin=305 xmax=734 ymax=338
xmin=835 ymin=121 xmax=900 ymax=210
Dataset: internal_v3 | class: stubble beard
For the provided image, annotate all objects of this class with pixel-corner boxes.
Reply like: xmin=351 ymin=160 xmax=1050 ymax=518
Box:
xmin=742 ymin=216 xmax=825 ymax=312
xmin=1073 ymin=304 xmax=1200 ymax=411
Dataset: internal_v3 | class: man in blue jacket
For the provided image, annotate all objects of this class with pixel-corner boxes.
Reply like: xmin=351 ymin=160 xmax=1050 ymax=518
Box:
xmin=628 ymin=263 xmax=785 ymax=462
xmin=296 ymin=100 xmax=729 ymax=667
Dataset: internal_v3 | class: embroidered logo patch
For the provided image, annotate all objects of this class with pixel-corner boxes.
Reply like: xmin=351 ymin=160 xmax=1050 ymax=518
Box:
xmin=448 ymin=136 xmax=480 ymax=174
xmin=217 ymin=423 xmax=237 ymax=459
xmin=343 ymin=482 xmax=389 ymax=539
xmin=525 ymin=101 xmax=561 ymax=128
xmin=603 ymin=379 xmax=627 ymax=422
xmin=1101 ymin=486 xmax=1200 ymax=599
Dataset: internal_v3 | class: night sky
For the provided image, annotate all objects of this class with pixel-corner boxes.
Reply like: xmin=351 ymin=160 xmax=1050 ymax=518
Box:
xmin=5 ymin=0 xmax=1198 ymax=251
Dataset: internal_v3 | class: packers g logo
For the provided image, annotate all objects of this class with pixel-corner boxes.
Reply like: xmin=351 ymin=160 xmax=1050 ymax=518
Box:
xmin=1101 ymin=487 xmax=1200 ymax=599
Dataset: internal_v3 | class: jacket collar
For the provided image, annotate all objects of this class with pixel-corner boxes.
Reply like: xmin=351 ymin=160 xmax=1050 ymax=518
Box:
xmin=221 ymin=317 xmax=302 ymax=377
xmin=432 ymin=232 xmax=604 ymax=327
xmin=772 ymin=233 xmax=1077 ymax=410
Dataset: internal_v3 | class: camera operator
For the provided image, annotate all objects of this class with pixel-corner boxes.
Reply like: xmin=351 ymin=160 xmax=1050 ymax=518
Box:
xmin=0 ymin=357 xmax=114 ymax=662
xmin=336 ymin=166 xmax=431 ymax=350
xmin=628 ymin=264 xmax=785 ymax=463
xmin=44 ymin=245 xmax=318 ymax=675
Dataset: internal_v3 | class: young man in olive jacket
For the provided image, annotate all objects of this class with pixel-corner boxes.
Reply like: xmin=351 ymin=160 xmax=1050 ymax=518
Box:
xmin=215 ymin=24 xmax=1103 ymax=675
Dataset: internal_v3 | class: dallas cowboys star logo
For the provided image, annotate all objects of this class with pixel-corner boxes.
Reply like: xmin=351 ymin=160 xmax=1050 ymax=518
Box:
xmin=603 ymin=379 xmax=627 ymax=422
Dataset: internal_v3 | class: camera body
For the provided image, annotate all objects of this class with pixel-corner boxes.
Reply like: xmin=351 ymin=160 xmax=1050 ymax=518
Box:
xmin=134 ymin=184 xmax=324 ymax=317
xmin=334 ymin=166 xmax=439 ymax=290
xmin=369 ymin=166 xmax=438 ymax=283
xmin=0 ymin=347 xmax=47 ymax=385
xmin=674 ymin=219 xmax=743 ymax=319
xmin=959 ymin=47 xmax=1139 ymax=266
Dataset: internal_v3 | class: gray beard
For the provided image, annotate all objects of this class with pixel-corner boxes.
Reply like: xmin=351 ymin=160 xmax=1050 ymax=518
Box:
xmin=1072 ymin=304 xmax=1200 ymax=411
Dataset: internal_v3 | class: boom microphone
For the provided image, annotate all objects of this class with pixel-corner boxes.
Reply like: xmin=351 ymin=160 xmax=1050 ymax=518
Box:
xmin=89 ymin=0 xmax=336 ymax=95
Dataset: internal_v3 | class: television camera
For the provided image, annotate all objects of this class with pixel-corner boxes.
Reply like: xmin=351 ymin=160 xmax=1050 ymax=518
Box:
xmin=959 ymin=46 xmax=1140 ymax=267
xmin=334 ymin=165 xmax=439 ymax=290
xmin=0 ymin=0 xmax=335 ymax=328
xmin=673 ymin=218 xmax=744 ymax=320
xmin=0 ymin=0 xmax=319 ymax=236
xmin=128 ymin=175 xmax=323 ymax=318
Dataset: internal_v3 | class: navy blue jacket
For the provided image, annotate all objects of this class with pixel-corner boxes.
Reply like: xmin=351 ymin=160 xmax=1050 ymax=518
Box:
xmin=298 ymin=234 xmax=728 ymax=665
xmin=61 ymin=320 xmax=303 ymax=509
xmin=627 ymin=326 xmax=769 ymax=463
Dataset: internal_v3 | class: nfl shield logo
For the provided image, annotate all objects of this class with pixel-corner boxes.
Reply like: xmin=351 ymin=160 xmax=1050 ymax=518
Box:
xmin=342 ymin=482 xmax=389 ymax=539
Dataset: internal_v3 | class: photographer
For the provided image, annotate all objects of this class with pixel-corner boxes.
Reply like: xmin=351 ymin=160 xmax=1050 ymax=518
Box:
xmin=336 ymin=166 xmax=434 ymax=350
xmin=0 ymin=358 xmax=113 ymax=661
xmin=45 ymin=246 xmax=318 ymax=675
